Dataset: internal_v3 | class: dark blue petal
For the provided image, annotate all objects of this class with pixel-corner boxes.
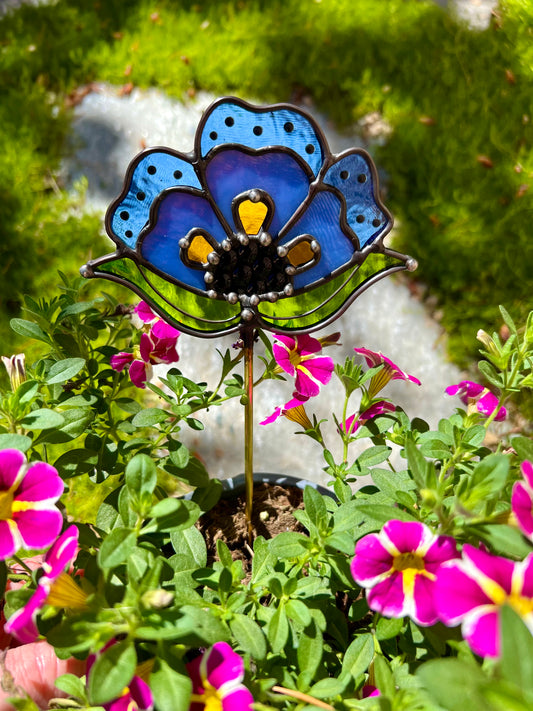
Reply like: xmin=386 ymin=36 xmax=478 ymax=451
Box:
xmin=139 ymin=190 xmax=228 ymax=290
xmin=205 ymin=149 xmax=310 ymax=236
xmin=107 ymin=149 xmax=201 ymax=248
xmin=198 ymin=98 xmax=326 ymax=178
xmin=279 ymin=190 xmax=358 ymax=289
xmin=322 ymin=150 xmax=392 ymax=247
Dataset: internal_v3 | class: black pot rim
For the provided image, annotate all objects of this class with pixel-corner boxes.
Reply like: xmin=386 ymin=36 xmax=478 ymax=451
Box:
xmin=221 ymin=472 xmax=335 ymax=499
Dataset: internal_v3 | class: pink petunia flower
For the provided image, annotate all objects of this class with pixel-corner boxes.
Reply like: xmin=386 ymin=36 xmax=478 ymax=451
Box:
xmin=342 ymin=400 xmax=396 ymax=435
xmin=111 ymin=319 xmax=180 ymax=388
xmin=273 ymin=334 xmax=334 ymax=398
xmin=435 ymin=545 xmax=533 ymax=658
xmin=0 ymin=449 xmax=64 ymax=561
xmin=87 ymin=640 xmax=154 ymax=711
xmin=134 ymin=301 xmax=158 ymax=324
xmin=350 ymin=520 xmax=459 ymax=626
xmin=445 ymin=380 xmax=507 ymax=421
xmin=186 ymin=642 xmax=254 ymax=711
xmin=353 ymin=347 xmax=421 ymax=399
xmin=5 ymin=525 xmax=86 ymax=644
xmin=259 ymin=394 xmax=310 ymax=426
xmin=512 ymin=461 xmax=533 ymax=541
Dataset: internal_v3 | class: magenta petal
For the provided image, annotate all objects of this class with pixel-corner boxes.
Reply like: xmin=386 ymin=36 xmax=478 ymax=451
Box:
xmin=295 ymin=356 xmax=334 ymax=397
xmin=476 ymin=391 xmax=505 ymax=420
xmin=521 ymin=461 xmax=533 ymax=490
xmin=134 ymin=301 xmax=157 ymax=323
xmin=15 ymin=508 xmax=63 ymax=550
xmin=129 ymin=360 xmax=148 ymax=388
xmin=42 ymin=525 xmax=79 ymax=578
xmin=16 ymin=462 xmax=64 ymax=502
xmin=273 ymin=338 xmax=295 ymax=376
xmin=221 ymin=685 xmax=254 ymax=711
xmin=435 ymin=562 xmax=492 ymax=624
xmin=4 ymin=585 xmax=48 ymax=644
xmin=367 ymin=571 xmax=407 ymax=618
xmin=424 ymin=535 xmax=459 ymax=572
xmin=259 ymin=407 xmax=283 ymax=425
xmin=294 ymin=334 xmax=322 ymax=357
xmin=352 ymin=534 xmax=394 ymax=584
xmin=204 ymin=642 xmax=244 ymax=689
xmin=382 ymin=520 xmax=427 ymax=554
xmin=518 ymin=554 xmax=533 ymax=598
xmin=139 ymin=333 xmax=153 ymax=363
xmin=342 ymin=413 xmax=359 ymax=434
xmin=0 ymin=449 xmax=25 ymax=490
xmin=412 ymin=574 xmax=438 ymax=626
xmin=0 ymin=519 xmax=19 ymax=560
xmin=462 ymin=545 xmax=514 ymax=594
xmin=150 ymin=319 xmax=180 ymax=341
xmin=110 ymin=352 xmax=134 ymax=372
xmin=128 ymin=676 xmax=154 ymax=711
xmin=463 ymin=607 xmax=500 ymax=658
xmin=512 ymin=482 xmax=533 ymax=539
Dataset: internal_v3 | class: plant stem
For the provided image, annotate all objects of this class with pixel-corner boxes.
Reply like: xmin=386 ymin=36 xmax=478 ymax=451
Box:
xmin=271 ymin=686 xmax=335 ymax=710
xmin=242 ymin=327 xmax=254 ymax=542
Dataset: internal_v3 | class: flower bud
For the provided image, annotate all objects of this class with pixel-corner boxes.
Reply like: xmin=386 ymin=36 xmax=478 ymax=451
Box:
xmin=2 ymin=354 xmax=26 ymax=390
xmin=141 ymin=589 xmax=174 ymax=609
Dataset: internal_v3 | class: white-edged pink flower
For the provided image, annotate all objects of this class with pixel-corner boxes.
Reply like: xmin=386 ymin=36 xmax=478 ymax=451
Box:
xmin=512 ymin=461 xmax=533 ymax=540
xmin=134 ymin=301 xmax=158 ymax=324
xmin=0 ymin=449 xmax=64 ymax=561
xmin=187 ymin=642 xmax=253 ymax=711
xmin=445 ymin=380 xmax=507 ymax=421
xmin=350 ymin=520 xmax=459 ymax=626
xmin=353 ymin=347 xmax=421 ymax=399
xmin=5 ymin=525 xmax=85 ymax=643
xmin=435 ymin=545 xmax=533 ymax=658
xmin=273 ymin=334 xmax=334 ymax=398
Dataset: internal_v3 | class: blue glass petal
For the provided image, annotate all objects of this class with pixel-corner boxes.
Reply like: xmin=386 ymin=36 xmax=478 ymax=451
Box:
xmin=279 ymin=190 xmax=357 ymax=289
xmin=198 ymin=98 xmax=325 ymax=177
xmin=205 ymin=149 xmax=310 ymax=236
xmin=322 ymin=150 xmax=392 ymax=248
xmin=139 ymin=190 xmax=228 ymax=290
xmin=107 ymin=150 xmax=201 ymax=248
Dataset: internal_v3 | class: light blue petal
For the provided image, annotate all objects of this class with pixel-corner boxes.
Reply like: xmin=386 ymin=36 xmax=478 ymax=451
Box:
xmin=107 ymin=149 xmax=201 ymax=248
xmin=198 ymin=98 xmax=325 ymax=178
xmin=322 ymin=150 xmax=392 ymax=247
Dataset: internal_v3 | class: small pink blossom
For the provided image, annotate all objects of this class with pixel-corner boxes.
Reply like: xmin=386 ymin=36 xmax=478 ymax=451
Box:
xmin=111 ymin=319 xmax=180 ymax=388
xmin=362 ymin=685 xmax=381 ymax=698
xmin=351 ymin=520 xmax=459 ymax=626
xmin=435 ymin=545 xmax=533 ymax=657
xmin=273 ymin=334 xmax=334 ymax=398
xmin=353 ymin=347 xmax=421 ymax=397
xmin=445 ymin=380 xmax=507 ymax=421
xmin=260 ymin=394 xmax=309 ymax=426
xmin=187 ymin=642 xmax=253 ymax=711
xmin=512 ymin=461 xmax=533 ymax=541
xmin=0 ymin=449 xmax=64 ymax=561
xmin=342 ymin=400 xmax=396 ymax=435
xmin=5 ymin=525 xmax=84 ymax=643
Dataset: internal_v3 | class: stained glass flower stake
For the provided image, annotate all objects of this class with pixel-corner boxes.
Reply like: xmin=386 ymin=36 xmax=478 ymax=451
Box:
xmin=81 ymin=96 xmax=417 ymax=539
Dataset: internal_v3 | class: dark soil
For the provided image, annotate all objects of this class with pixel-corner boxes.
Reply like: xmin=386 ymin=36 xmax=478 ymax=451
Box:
xmin=199 ymin=482 xmax=306 ymax=574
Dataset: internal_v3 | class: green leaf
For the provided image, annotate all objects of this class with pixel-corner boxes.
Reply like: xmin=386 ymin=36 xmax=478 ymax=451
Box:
xmin=20 ymin=408 xmax=64 ymax=430
xmin=132 ymin=408 xmax=169 ymax=427
xmin=170 ymin=526 xmax=207 ymax=568
xmin=285 ymin=599 xmax=312 ymax=627
xmin=341 ymin=633 xmax=374 ymax=680
xmin=376 ymin=616 xmax=404 ymax=640
xmin=309 ymin=676 xmax=348 ymax=699
xmin=355 ymin=504 xmax=418 ymax=525
xmin=405 ymin=439 xmax=433 ymax=489
xmin=46 ymin=358 xmax=86 ymax=384
xmin=97 ymin=527 xmax=137 ymax=568
xmin=417 ymin=659 xmax=489 ymax=711
xmin=10 ymin=318 xmax=49 ymax=343
xmin=474 ymin=524 xmax=533 ymax=559
xmin=192 ymin=479 xmax=222 ymax=512
xmin=88 ymin=639 xmax=136 ymax=705
xmin=269 ymin=531 xmax=308 ymax=558
xmin=54 ymin=673 xmax=88 ymax=703
xmin=251 ymin=536 xmax=275 ymax=583
xmin=297 ymin=618 xmax=323 ymax=679
xmin=168 ymin=440 xmax=190 ymax=468
xmin=268 ymin=604 xmax=289 ymax=653
xmin=125 ymin=454 xmax=157 ymax=497
xmin=303 ymin=485 xmax=328 ymax=530
xmin=0 ymin=434 xmax=32 ymax=452
xmin=150 ymin=659 xmax=192 ymax=711
xmin=356 ymin=445 xmax=392 ymax=468
xmin=499 ymin=604 xmax=533 ymax=694
xmin=373 ymin=654 xmax=395 ymax=698
xmin=230 ymin=613 xmax=267 ymax=659
xmin=511 ymin=436 xmax=533 ymax=463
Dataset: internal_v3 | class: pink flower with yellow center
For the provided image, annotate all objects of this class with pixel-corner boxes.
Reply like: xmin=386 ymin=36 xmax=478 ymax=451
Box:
xmin=273 ymin=334 xmax=334 ymax=398
xmin=5 ymin=525 xmax=86 ymax=643
xmin=512 ymin=460 xmax=533 ymax=541
xmin=0 ymin=449 xmax=64 ymax=561
xmin=186 ymin=642 xmax=253 ymax=711
xmin=445 ymin=380 xmax=507 ymax=421
xmin=353 ymin=347 xmax=421 ymax=399
xmin=350 ymin=520 xmax=459 ymax=626
xmin=435 ymin=545 xmax=533 ymax=657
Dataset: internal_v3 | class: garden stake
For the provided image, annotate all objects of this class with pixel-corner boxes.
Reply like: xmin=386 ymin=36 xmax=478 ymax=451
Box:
xmin=272 ymin=686 xmax=335 ymax=710
xmin=242 ymin=326 xmax=255 ymax=541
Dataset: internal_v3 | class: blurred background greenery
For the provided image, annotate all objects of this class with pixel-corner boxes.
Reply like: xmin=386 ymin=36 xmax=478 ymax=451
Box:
xmin=0 ymin=0 xmax=531 ymax=367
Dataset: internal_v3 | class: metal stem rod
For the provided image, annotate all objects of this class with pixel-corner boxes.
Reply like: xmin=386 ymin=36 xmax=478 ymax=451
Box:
xmin=242 ymin=327 xmax=254 ymax=541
